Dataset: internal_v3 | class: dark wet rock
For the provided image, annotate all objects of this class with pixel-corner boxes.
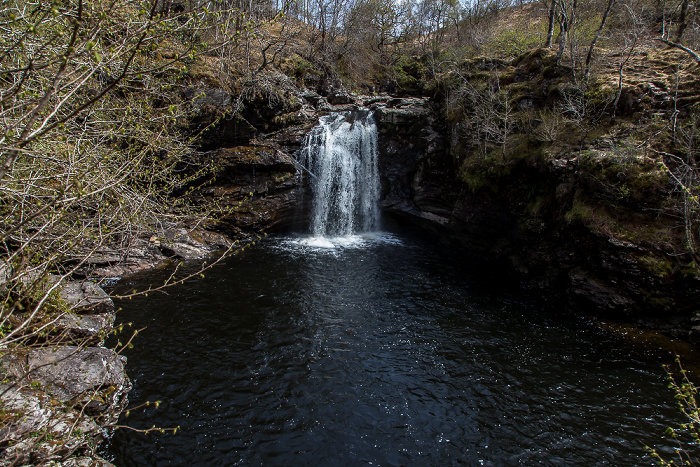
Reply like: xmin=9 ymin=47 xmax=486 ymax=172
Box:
xmin=28 ymin=346 xmax=130 ymax=420
xmin=375 ymin=97 xmax=452 ymax=223
xmin=197 ymin=114 xmax=259 ymax=151
xmin=193 ymin=144 xmax=302 ymax=235
xmin=569 ymin=269 xmax=636 ymax=311
xmin=327 ymin=92 xmax=353 ymax=105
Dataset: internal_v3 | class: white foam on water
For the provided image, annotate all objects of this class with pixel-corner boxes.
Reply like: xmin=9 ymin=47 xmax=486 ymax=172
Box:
xmin=274 ymin=232 xmax=403 ymax=255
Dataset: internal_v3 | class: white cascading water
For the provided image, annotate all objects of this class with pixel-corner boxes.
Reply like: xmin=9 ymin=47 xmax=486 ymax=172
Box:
xmin=301 ymin=111 xmax=380 ymax=237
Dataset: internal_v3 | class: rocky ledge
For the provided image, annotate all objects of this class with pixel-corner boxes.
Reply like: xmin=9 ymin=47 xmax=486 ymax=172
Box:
xmin=0 ymin=278 xmax=126 ymax=466
xmin=72 ymin=227 xmax=233 ymax=279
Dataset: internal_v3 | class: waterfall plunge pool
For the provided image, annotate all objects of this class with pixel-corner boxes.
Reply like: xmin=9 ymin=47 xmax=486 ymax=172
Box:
xmin=102 ymin=228 xmax=682 ymax=466
xmin=104 ymin=110 xmax=683 ymax=465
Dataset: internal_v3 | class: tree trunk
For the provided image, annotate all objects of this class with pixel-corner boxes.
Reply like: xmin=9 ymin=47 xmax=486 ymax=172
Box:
xmin=658 ymin=37 xmax=700 ymax=64
xmin=569 ymin=0 xmax=578 ymax=79
xmin=675 ymin=0 xmax=690 ymax=43
xmin=545 ymin=0 xmax=556 ymax=47
xmin=584 ymin=0 xmax=615 ymax=80
xmin=557 ymin=13 xmax=568 ymax=65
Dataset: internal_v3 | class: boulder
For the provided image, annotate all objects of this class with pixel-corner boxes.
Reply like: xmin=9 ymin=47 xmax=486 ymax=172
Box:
xmin=300 ymin=90 xmax=323 ymax=106
xmin=70 ymin=238 xmax=166 ymax=278
xmin=327 ymin=92 xmax=354 ymax=105
xmin=188 ymin=229 xmax=233 ymax=250
xmin=53 ymin=313 xmax=115 ymax=346
xmin=28 ymin=346 xmax=130 ymax=420
xmin=0 ymin=345 xmax=126 ymax=465
xmin=0 ymin=385 xmax=101 ymax=466
xmin=160 ymin=228 xmax=211 ymax=260
xmin=59 ymin=282 xmax=114 ymax=315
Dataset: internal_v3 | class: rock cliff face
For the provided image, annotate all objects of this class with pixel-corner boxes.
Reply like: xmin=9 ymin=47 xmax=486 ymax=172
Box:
xmin=181 ymin=86 xmax=319 ymax=237
xmin=179 ymin=79 xmax=698 ymax=340
xmin=182 ymin=88 xmax=449 ymax=237
xmin=192 ymin=144 xmax=301 ymax=236
xmin=374 ymin=98 xmax=455 ymax=225
xmin=373 ymin=95 xmax=700 ymax=340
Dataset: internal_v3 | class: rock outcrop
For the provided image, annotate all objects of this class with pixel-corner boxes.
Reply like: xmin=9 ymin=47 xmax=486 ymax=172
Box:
xmin=0 ymin=385 xmax=106 ymax=466
xmin=0 ymin=280 xmax=124 ymax=466
xmin=60 ymin=281 xmax=114 ymax=315
xmin=180 ymin=82 xmax=460 ymax=241
xmin=371 ymin=89 xmax=700 ymax=340
xmin=176 ymin=76 xmax=700 ymax=343
xmin=28 ymin=346 xmax=130 ymax=419
xmin=75 ymin=228 xmax=233 ymax=279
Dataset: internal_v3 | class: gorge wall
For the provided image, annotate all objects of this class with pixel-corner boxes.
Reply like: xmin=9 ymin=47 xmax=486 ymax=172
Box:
xmin=373 ymin=87 xmax=700 ymax=342
xmin=181 ymin=57 xmax=699 ymax=342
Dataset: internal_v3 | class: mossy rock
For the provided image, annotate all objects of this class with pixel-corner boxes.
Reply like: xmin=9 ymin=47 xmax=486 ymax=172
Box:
xmin=394 ymin=56 xmax=427 ymax=91
xmin=636 ymin=253 xmax=675 ymax=279
xmin=512 ymin=48 xmax=558 ymax=74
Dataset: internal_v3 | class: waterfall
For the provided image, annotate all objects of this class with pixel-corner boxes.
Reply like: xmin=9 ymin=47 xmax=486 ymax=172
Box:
xmin=301 ymin=110 xmax=380 ymax=237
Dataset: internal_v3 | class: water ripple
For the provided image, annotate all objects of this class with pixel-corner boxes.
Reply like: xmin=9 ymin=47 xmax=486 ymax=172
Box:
xmin=105 ymin=233 xmax=681 ymax=466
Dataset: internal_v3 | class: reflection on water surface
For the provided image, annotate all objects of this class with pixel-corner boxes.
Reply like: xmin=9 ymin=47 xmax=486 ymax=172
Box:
xmin=104 ymin=232 xmax=680 ymax=466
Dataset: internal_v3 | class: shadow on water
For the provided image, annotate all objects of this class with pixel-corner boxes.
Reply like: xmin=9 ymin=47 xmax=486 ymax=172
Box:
xmin=102 ymin=226 xmax=684 ymax=466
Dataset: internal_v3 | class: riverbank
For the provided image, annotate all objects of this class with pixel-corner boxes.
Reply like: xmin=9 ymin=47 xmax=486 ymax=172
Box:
xmin=0 ymin=227 xmax=237 ymax=465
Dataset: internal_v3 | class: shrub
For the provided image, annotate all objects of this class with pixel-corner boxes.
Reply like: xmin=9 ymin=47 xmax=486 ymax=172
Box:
xmin=646 ymin=357 xmax=700 ymax=465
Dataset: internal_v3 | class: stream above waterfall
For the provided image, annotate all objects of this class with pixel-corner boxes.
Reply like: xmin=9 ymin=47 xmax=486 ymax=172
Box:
xmin=103 ymin=226 xmax=681 ymax=466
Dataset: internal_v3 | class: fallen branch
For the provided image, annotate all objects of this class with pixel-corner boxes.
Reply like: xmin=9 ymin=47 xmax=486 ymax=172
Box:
xmin=657 ymin=38 xmax=700 ymax=65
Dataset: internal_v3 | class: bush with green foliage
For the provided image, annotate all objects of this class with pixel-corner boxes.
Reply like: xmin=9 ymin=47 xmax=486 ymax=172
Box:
xmin=646 ymin=357 xmax=700 ymax=465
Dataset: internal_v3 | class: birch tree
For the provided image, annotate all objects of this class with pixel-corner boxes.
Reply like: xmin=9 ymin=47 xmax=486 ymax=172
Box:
xmin=0 ymin=0 xmax=242 ymax=346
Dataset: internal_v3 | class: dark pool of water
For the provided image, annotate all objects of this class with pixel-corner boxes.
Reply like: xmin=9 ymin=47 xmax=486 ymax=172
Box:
xmin=103 ymin=231 xmax=681 ymax=466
